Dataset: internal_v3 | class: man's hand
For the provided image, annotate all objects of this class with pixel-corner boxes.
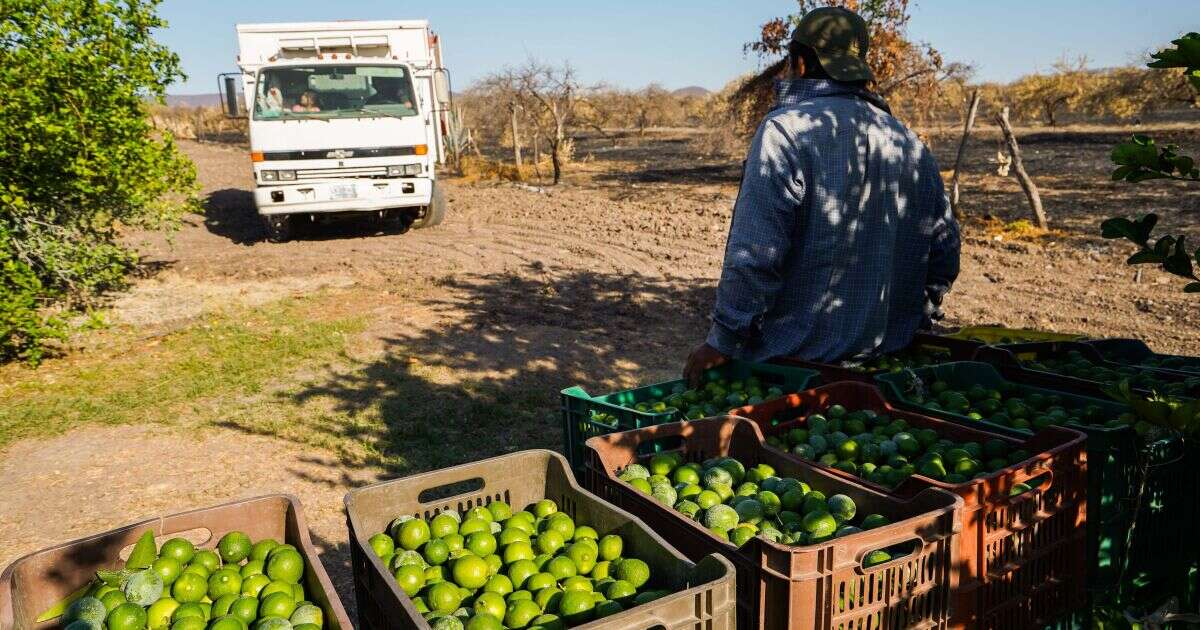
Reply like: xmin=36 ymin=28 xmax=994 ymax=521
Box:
xmin=684 ymin=343 xmax=730 ymax=388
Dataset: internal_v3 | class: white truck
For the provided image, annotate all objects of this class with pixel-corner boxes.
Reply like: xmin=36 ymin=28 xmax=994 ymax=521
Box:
xmin=223 ymin=21 xmax=451 ymax=241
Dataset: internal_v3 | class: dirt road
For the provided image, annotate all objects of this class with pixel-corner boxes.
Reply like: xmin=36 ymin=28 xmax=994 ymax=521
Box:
xmin=2 ymin=128 xmax=1197 ymax=618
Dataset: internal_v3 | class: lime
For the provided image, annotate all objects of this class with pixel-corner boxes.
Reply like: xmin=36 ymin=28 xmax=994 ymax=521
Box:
xmin=430 ymin=513 xmax=460 ymax=539
xmin=217 ymin=532 xmax=253 ymax=564
xmin=249 ymin=540 xmax=279 ymax=563
xmin=498 ymin=528 xmax=530 ymax=546
xmin=172 ymin=572 xmax=208 ymax=604
xmin=863 ymin=550 xmax=892 ymax=568
xmin=532 ymin=500 xmax=558 ymax=519
xmin=546 ymin=556 xmax=577 ymax=580
xmin=160 ymin=538 xmax=197 ymax=565
xmin=597 ymin=535 xmax=622 ymax=561
xmin=192 ymin=550 xmax=221 ymax=573
xmin=393 ymin=564 xmax=425 ymax=596
xmin=290 ymin=582 xmax=304 ymax=602
xmin=66 ymin=596 xmax=107 ymax=628
xmin=398 ymin=519 xmax=432 ymax=551
xmin=368 ymin=533 xmax=395 ymax=558
xmin=208 ymin=568 xmax=243 ymax=599
xmin=123 ymin=568 xmax=164 ymax=606
xmin=252 ymin=619 xmax=292 ymax=630
xmin=451 ymin=555 xmax=489 ymax=589
xmin=541 ymin=514 xmax=575 ymax=541
xmin=258 ymin=592 xmax=296 ymax=619
xmin=107 ymin=602 xmax=148 ymax=630
xmin=208 ymin=616 xmax=246 ymax=630
xmin=802 ymin=511 xmax=838 ymax=539
xmin=421 ymin=538 xmax=450 ymax=566
xmin=557 ymin=590 xmax=595 ymax=623
xmin=240 ymin=574 xmax=271 ymax=597
xmin=499 ymin=540 xmax=533 ymax=564
xmin=860 ymin=514 xmax=890 ymax=530
xmin=536 ymin=530 xmax=565 ymax=555
xmin=484 ymin=554 xmax=503 ymax=576
xmin=442 ymin=534 xmax=465 ymax=553
xmin=466 ymin=532 xmax=497 ymax=557
xmin=505 ymin=599 xmax=542 ymax=629
xmin=826 ymin=494 xmax=857 ymax=522
xmin=484 ymin=574 xmax=514 ymax=595
xmin=487 ymin=501 xmax=513 ymax=522
xmin=614 ymin=558 xmax=649 ymax=588
xmin=604 ymin=579 xmax=636 ymax=602
xmin=528 ymin=614 xmax=563 ymax=630
xmin=289 ymin=604 xmax=322 ymax=628
xmin=464 ymin=613 xmax=503 ymax=630
xmin=152 ymin=557 xmax=183 ymax=586
xmin=474 ymin=591 xmax=507 ymax=619
xmin=266 ymin=549 xmax=305 ymax=583
xmin=229 ymin=597 xmax=259 ymax=625
xmin=590 ymin=561 xmax=610 ymax=580
xmin=459 ymin=518 xmax=489 ymax=536
xmin=426 ymin=581 xmax=464 ymax=613
xmin=561 ymin=576 xmax=592 ymax=592
xmin=260 ymin=580 xmax=294 ymax=600
xmin=240 ymin=561 xmax=264 ymax=578
xmin=525 ymin=572 xmax=556 ymax=592
xmin=211 ymin=594 xmax=238 ymax=618
xmin=506 ymin=559 xmax=538 ymax=589
xmin=535 ymin=586 xmax=564 ymax=611
xmin=467 ymin=506 xmax=495 ymax=523
xmin=169 ymin=618 xmax=206 ymax=630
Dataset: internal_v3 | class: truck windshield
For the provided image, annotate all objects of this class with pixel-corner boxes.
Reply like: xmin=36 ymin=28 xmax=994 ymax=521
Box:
xmin=254 ymin=65 xmax=419 ymax=120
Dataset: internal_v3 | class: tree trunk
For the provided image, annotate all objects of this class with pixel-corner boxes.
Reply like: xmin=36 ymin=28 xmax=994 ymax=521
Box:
xmin=995 ymin=106 xmax=1048 ymax=229
xmin=949 ymin=90 xmax=981 ymax=220
xmin=550 ymin=140 xmax=562 ymax=184
xmin=510 ymin=105 xmax=523 ymax=167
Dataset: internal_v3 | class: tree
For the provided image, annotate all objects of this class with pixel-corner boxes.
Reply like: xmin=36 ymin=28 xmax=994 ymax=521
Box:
xmin=517 ymin=60 xmax=584 ymax=185
xmin=1007 ymin=57 xmax=1092 ymax=126
xmin=738 ymin=0 xmax=962 ymax=130
xmin=0 ymin=0 xmax=197 ymax=363
xmin=479 ymin=69 xmax=529 ymax=167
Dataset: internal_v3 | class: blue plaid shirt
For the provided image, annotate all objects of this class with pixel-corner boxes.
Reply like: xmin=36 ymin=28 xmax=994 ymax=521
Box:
xmin=707 ymin=79 xmax=960 ymax=363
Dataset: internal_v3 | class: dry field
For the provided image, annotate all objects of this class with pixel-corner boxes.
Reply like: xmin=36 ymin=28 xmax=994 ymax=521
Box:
xmin=1 ymin=120 xmax=1197 ymax=616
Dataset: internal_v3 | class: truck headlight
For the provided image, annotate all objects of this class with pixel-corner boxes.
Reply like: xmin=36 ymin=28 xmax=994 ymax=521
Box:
xmin=404 ymin=164 xmax=423 ymax=176
xmin=261 ymin=170 xmax=278 ymax=182
xmin=387 ymin=165 xmax=404 ymax=177
xmin=278 ymin=170 xmax=296 ymax=181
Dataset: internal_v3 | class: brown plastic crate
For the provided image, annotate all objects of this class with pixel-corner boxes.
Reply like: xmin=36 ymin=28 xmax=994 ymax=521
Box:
xmin=584 ymin=416 xmax=964 ymax=630
xmin=344 ymin=449 xmax=737 ymax=630
xmin=730 ymin=381 xmax=1089 ymax=629
xmin=0 ymin=494 xmax=351 ymax=630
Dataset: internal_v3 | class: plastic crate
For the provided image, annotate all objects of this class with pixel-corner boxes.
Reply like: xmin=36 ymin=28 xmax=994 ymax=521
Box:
xmin=729 ymin=381 xmax=1088 ymax=628
xmin=942 ymin=326 xmax=1086 ymax=344
xmin=772 ymin=334 xmax=979 ymax=384
xmin=584 ymin=416 xmax=963 ymax=630
xmin=1085 ymin=338 xmax=1200 ymax=376
xmin=561 ymin=360 xmax=819 ymax=471
xmin=0 ymin=495 xmax=352 ymax=630
xmin=875 ymin=362 xmax=1198 ymax=613
xmin=974 ymin=341 xmax=1200 ymax=400
xmin=344 ymin=449 xmax=737 ymax=630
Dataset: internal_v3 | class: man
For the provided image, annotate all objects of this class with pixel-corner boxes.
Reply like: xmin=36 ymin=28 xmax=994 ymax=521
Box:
xmin=684 ymin=6 xmax=960 ymax=385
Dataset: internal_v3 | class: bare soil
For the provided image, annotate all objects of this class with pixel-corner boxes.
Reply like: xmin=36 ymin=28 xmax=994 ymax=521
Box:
xmin=2 ymin=121 xmax=1197 ymax=617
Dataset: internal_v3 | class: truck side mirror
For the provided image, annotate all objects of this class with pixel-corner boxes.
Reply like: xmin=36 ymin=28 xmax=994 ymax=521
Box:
xmin=433 ymin=68 xmax=452 ymax=105
xmin=218 ymin=73 xmax=245 ymax=119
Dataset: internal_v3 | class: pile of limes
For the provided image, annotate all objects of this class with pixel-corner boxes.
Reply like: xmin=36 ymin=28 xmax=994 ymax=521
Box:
xmin=765 ymin=404 xmax=1029 ymax=487
xmin=902 ymin=377 xmax=1134 ymax=432
xmin=1095 ymin=349 xmax=1200 ymax=375
xmin=592 ymin=376 xmax=787 ymax=423
xmin=1026 ymin=350 xmax=1199 ymax=397
xmin=843 ymin=347 xmax=950 ymax=374
xmin=61 ymin=530 xmax=322 ymax=630
xmin=369 ymin=499 xmax=670 ymax=629
xmin=616 ymin=452 xmax=904 ymax=566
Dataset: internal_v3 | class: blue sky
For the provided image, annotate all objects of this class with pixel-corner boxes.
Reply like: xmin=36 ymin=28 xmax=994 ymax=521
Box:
xmin=159 ymin=1 xmax=1193 ymax=94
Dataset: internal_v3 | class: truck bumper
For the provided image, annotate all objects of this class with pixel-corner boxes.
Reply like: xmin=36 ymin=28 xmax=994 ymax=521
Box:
xmin=253 ymin=178 xmax=433 ymax=216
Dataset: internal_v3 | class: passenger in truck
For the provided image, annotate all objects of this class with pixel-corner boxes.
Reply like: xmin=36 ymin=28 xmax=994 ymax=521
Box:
xmin=291 ymin=91 xmax=321 ymax=113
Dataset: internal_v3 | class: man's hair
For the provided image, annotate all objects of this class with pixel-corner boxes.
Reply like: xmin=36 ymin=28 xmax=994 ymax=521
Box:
xmin=788 ymin=41 xmax=831 ymax=81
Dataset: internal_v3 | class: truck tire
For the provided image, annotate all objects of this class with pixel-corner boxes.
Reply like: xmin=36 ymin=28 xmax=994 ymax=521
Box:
xmin=264 ymin=214 xmax=292 ymax=243
xmin=411 ymin=183 xmax=446 ymax=229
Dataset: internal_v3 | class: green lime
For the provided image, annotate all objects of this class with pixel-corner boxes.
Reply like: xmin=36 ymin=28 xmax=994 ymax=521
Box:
xmin=217 ymin=532 xmax=253 ymax=564
xmin=240 ymin=560 xmax=264 ymax=578
xmin=240 ymin=574 xmax=271 ymax=597
xmin=229 ymin=597 xmax=259 ymax=625
xmin=152 ymin=557 xmax=183 ymax=586
xmin=170 ymin=618 xmax=206 ymax=630
xmin=525 ymin=572 xmax=556 ymax=592
xmin=393 ymin=564 xmax=425 ymax=596
xmin=604 ymin=579 xmax=636 ymax=602
xmin=289 ymin=603 xmax=323 ymax=628
xmin=426 ymin=582 xmax=464 ymax=614
xmin=160 ymin=538 xmax=197 ymax=565
xmin=258 ymin=592 xmax=296 ymax=619
xmin=505 ymin=598 xmax=542 ymax=629
xmin=259 ymin=580 xmax=293 ymax=600
xmin=474 ymin=591 xmax=507 ymax=619
xmin=451 ymin=555 xmax=489 ymax=589
xmin=249 ymin=540 xmax=279 ymax=562
xmin=532 ymin=500 xmax=558 ymax=519
xmin=172 ymin=572 xmax=208 ymax=604
xmin=266 ymin=549 xmax=305 ymax=583
xmin=466 ymin=532 xmax=497 ymax=557
xmin=208 ymin=568 xmax=243 ymax=599
xmin=208 ymin=616 xmax=246 ymax=630
xmin=506 ymin=559 xmax=538 ymax=589
xmin=557 ymin=590 xmax=595 ymax=623
xmin=211 ymin=594 xmax=238 ymax=618
xmin=487 ymin=501 xmax=513 ymax=522
xmin=398 ymin=519 xmax=432 ymax=551
xmin=465 ymin=613 xmax=503 ymax=630
xmin=614 ymin=558 xmax=650 ymax=589
xmin=107 ymin=602 xmax=148 ymax=630
xmin=484 ymin=574 xmax=514 ymax=595
xmin=423 ymin=539 xmax=450 ymax=566
xmin=597 ymin=535 xmax=622 ymax=561
xmin=170 ymin=603 xmax=205 ymax=623
xmin=536 ymin=530 xmax=565 ymax=555
xmin=546 ymin=556 xmax=577 ymax=580
xmin=192 ymin=550 xmax=221 ymax=573
xmin=430 ymin=513 xmax=460 ymax=539
xmin=368 ymin=533 xmax=394 ymax=558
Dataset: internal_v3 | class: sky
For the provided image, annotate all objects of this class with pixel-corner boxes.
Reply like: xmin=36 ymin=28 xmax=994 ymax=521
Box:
xmin=158 ymin=0 xmax=1193 ymax=94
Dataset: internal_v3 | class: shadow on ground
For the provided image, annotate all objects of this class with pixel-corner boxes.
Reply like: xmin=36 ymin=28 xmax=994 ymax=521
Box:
xmin=217 ymin=266 xmax=716 ymax=478
xmin=203 ymin=188 xmax=413 ymax=245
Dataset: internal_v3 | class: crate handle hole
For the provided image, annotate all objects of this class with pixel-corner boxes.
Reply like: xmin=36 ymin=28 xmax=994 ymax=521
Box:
xmin=1008 ymin=472 xmax=1051 ymax=502
xmin=418 ymin=477 xmax=485 ymax=504
xmin=119 ymin=527 xmax=212 ymax=561
xmin=858 ymin=538 xmax=920 ymax=572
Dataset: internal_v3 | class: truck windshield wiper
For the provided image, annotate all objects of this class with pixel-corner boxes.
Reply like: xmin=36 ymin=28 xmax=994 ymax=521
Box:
xmin=352 ymin=106 xmax=411 ymax=120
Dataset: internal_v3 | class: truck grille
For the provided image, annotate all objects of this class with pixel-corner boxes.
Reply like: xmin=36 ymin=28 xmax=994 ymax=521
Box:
xmin=295 ymin=166 xmax=389 ymax=180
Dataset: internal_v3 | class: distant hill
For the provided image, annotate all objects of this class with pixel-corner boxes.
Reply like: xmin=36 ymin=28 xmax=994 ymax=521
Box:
xmin=672 ymin=86 xmax=710 ymax=97
xmin=164 ymin=93 xmax=221 ymax=108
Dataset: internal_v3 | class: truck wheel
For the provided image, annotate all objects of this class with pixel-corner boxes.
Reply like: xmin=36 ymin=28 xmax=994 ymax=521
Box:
xmin=411 ymin=184 xmax=446 ymax=229
xmin=264 ymin=215 xmax=292 ymax=243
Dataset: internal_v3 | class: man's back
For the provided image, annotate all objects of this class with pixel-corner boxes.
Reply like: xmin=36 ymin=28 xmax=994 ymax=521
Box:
xmin=706 ymin=79 xmax=960 ymax=363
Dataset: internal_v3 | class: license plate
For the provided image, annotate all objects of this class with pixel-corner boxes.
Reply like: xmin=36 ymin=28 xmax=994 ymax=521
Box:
xmin=330 ymin=184 xmax=357 ymax=200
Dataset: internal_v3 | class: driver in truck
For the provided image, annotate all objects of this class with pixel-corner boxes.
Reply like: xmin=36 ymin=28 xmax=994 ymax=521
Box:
xmin=367 ymin=77 xmax=415 ymax=112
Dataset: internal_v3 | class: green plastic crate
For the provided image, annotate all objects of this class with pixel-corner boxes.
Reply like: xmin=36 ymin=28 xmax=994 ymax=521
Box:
xmin=1086 ymin=338 xmax=1200 ymax=376
xmin=560 ymin=361 xmax=818 ymax=472
xmin=876 ymin=361 xmax=1197 ymax=618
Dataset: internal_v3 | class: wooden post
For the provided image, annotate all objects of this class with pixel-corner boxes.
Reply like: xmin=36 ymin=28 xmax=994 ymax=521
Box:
xmin=510 ymin=104 xmax=523 ymax=167
xmin=994 ymin=106 xmax=1048 ymax=229
xmin=949 ymin=90 xmax=981 ymax=220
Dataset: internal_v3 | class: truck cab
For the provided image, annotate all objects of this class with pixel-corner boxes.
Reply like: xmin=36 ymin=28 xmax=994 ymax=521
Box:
xmin=227 ymin=21 xmax=451 ymax=241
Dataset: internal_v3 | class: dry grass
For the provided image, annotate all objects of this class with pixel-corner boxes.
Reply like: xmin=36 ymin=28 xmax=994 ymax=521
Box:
xmin=149 ymin=105 xmax=248 ymax=144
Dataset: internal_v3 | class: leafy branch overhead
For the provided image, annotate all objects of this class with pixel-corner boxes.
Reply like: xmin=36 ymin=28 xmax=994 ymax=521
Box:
xmin=1103 ymin=32 xmax=1199 ymax=295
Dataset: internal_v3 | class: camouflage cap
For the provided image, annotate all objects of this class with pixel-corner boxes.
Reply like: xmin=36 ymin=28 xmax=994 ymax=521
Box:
xmin=790 ymin=6 xmax=873 ymax=83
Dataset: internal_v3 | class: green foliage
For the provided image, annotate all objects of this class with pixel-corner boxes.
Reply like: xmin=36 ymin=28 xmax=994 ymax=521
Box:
xmin=0 ymin=0 xmax=197 ymax=362
xmin=1103 ymin=33 xmax=1199 ymax=295
xmin=1147 ymin=32 xmax=1200 ymax=91
xmin=0 ymin=226 xmax=65 ymax=364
